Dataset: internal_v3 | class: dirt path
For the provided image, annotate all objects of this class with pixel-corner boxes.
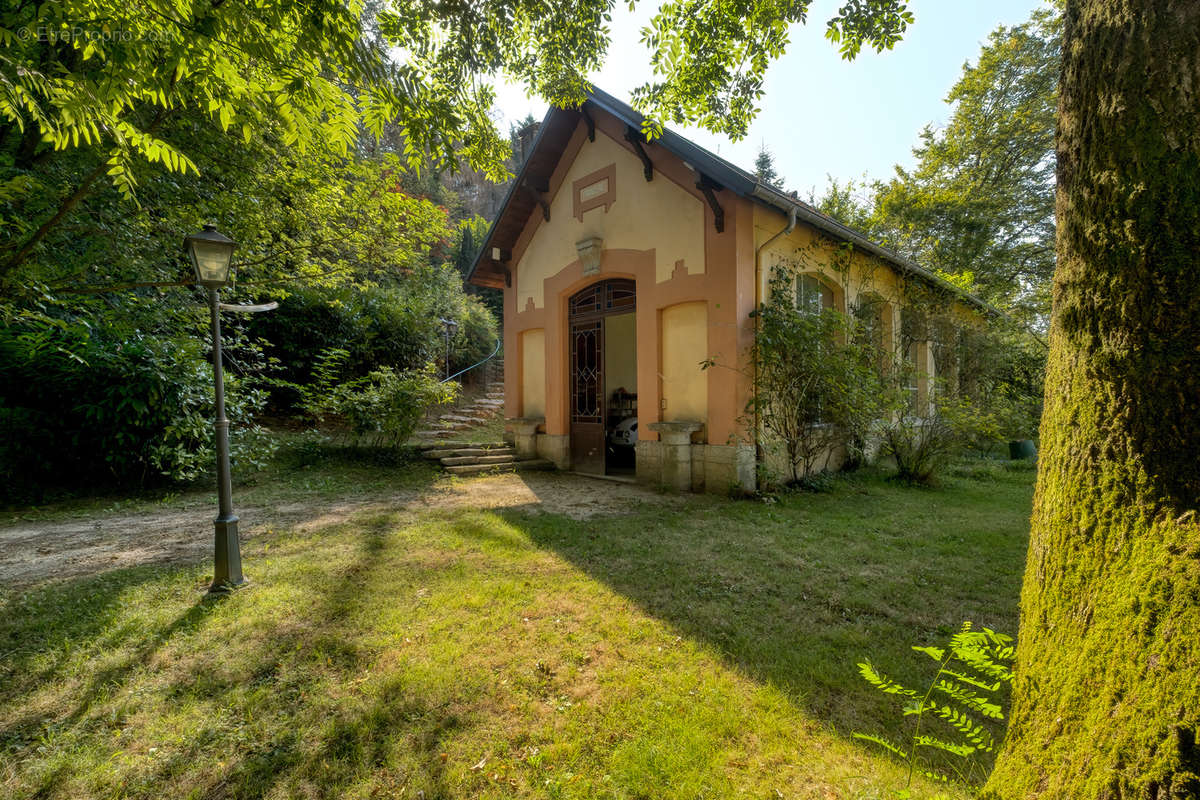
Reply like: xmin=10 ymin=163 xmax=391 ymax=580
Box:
xmin=0 ymin=472 xmax=679 ymax=589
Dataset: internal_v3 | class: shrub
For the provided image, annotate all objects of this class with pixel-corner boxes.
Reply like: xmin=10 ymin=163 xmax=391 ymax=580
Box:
xmin=749 ymin=270 xmax=900 ymax=484
xmin=0 ymin=320 xmax=272 ymax=503
xmin=450 ymin=294 xmax=500 ymax=377
xmin=249 ymin=270 xmax=498 ymax=410
xmin=882 ymin=390 xmax=984 ymax=485
xmin=332 ymin=364 xmax=458 ymax=448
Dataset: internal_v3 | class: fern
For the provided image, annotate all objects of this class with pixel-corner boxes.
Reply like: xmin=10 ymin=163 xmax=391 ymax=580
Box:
xmin=854 ymin=621 xmax=1014 ymax=791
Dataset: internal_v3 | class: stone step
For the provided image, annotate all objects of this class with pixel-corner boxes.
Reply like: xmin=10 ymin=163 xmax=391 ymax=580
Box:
xmin=414 ymin=429 xmax=458 ymax=439
xmin=441 ymin=454 xmax=516 ymax=466
xmin=423 ymin=447 xmax=515 ymax=460
xmin=419 ymin=441 xmax=507 ymax=453
xmin=438 ymin=414 xmax=482 ymax=425
xmin=444 ymin=459 xmax=555 ymax=476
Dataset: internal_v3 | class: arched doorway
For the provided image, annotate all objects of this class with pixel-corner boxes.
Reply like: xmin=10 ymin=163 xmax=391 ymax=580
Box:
xmin=568 ymin=279 xmax=637 ymax=475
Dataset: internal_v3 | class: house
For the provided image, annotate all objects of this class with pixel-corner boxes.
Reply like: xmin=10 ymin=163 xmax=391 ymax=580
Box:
xmin=467 ymin=88 xmax=991 ymax=493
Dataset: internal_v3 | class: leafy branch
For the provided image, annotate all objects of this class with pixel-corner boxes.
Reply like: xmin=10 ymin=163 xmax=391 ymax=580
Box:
xmin=854 ymin=621 xmax=1014 ymax=790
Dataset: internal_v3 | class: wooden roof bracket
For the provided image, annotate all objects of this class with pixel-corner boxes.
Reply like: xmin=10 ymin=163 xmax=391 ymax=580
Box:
xmin=624 ymin=125 xmax=654 ymax=181
xmin=490 ymin=247 xmax=513 ymax=287
xmin=581 ymin=105 xmax=596 ymax=142
xmin=696 ymin=175 xmax=725 ymax=233
xmin=524 ymin=181 xmax=551 ymax=221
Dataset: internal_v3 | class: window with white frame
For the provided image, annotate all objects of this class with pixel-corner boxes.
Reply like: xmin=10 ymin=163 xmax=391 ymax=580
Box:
xmin=796 ymin=274 xmax=835 ymax=315
xmin=853 ymin=295 xmax=886 ymax=349
xmin=905 ymin=340 xmax=921 ymax=411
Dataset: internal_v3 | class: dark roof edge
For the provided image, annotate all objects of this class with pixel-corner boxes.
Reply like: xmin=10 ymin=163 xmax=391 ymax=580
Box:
xmin=588 ymin=88 xmax=995 ymax=315
xmin=472 ymin=86 xmax=996 ymax=316
xmin=466 ymin=104 xmax=564 ymax=286
xmin=747 ymin=183 xmax=995 ymax=314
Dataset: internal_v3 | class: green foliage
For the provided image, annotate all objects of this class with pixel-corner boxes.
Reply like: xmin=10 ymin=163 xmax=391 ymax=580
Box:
xmin=754 ymin=144 xmax=785 ymax=189
xmin=0 ymin=316 xmax=272 ymax=503
xmin=960 ymin=325 xmax=1044 ymax=444
xmin=856 ymin=622 xmax=1015 ymax=789
xmin=805 ymin=5 xmax=1059 ymax=332
xmin=0 ymin=0 xmax=508 ymax=204
xmin=826 ymin=0 xmax=916 ymax=59
xmin=0 ymin=0 xmax=912 ymax=499
xmin=811 ymin=176 xmax=878 ymax=232
xmin=0 ymin=0 xmax=920 ymax=281
xmin=296 ymin=348 xmax=354 ymax=423
xmin=750 ymin=267 xmax=900 ymax=485
xmin=636 ymin=0 xmax=913 ymax=139
xmin=293 ymin=348 xmax=456 ymax=449
xmin=451 ymin=216 xmax=490 ymax=282
xmin=332 ymin=364 xmax=457 ymax=449
xmin=871 ymin=6 xmax=1060 ymax=326
xmin=880 ymin=288 xmax=1044 ymax=481
xmin=0 ymin=95 xmax=496 ymax=498
xmin=882 ymin=384 xmax=989 ymax=486
xmin=250 ymin=266 xmax=498 ymax=412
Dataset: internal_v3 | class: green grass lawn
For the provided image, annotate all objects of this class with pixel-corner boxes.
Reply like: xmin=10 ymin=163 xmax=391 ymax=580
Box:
xmin=0 ymin=454 xmax=1034 ymax=799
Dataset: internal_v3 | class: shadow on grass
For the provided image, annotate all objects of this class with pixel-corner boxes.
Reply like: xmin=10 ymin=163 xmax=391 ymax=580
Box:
xmin=0 ymin=467 xmax=1033 ymax=798
xmin=502 ymin=471 xmax=1032 ymax=740
xmin=0 ymin=565 xmax=217 ymax=739
xmin=172 ymin=511 xmax=460 ymax=800
xmin=0 ymin=511 xmax=463 ymax=800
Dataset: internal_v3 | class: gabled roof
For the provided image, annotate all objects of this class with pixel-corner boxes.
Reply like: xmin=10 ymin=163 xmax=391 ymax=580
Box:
xmin=468 ymin=87 xmax=991 ymax=313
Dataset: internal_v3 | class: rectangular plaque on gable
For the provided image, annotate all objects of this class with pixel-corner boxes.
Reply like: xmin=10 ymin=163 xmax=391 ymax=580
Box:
xmin=573 ymin=163 xmax=617 ymax=222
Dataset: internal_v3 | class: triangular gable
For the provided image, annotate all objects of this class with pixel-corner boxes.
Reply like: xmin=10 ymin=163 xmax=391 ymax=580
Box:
xmin=468 ymin=88 xmax=992 ymax=314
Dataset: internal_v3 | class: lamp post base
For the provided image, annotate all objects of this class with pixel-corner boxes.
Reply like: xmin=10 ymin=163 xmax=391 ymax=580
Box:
xmin=207 ymin=515 xmax=247 ymax=594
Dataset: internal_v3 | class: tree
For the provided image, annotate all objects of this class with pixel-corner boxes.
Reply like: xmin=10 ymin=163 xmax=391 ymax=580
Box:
xmin=984 ymin=1 xmax=1200 ymax=796
xmin=1 ymin=0 xmax=913 ymax=282
xmin=811 ymin=176 xmax=877 ymax=232
xmin=869 ymin=5 xmax=1060 ymax=327
xmin=754 ymin=144 xmax=785 ymax=188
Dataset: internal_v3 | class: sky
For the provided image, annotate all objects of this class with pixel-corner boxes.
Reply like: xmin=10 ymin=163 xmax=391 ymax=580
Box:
xmin=491 ymin=0 xmax=1049 ymax=202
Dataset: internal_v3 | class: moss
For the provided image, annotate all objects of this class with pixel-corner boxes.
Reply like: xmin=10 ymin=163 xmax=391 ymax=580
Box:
xmin=984 ymin=0 xmax=1200 ymax=796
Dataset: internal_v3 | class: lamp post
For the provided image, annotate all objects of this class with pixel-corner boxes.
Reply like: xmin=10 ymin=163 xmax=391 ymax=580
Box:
xmin=184 ymin=223 xmax=244 ymax=594
xmin=440 ymin=317 xmax=459 ymax=379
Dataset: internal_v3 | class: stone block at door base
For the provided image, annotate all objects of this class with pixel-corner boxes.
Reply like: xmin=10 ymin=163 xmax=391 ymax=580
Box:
xmin=536 ymin=434 xmax=570 ymax=469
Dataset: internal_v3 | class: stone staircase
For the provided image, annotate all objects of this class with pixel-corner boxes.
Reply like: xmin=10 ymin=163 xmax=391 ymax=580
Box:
xmin=421 ymin=441 xmax=555 ymax=476
xmin=415 ymin=383 xmax=505 ymax=440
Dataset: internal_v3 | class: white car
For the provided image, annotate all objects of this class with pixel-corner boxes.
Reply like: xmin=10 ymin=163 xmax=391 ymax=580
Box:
xmin=609 ymin=416 xmax=638 ymax=447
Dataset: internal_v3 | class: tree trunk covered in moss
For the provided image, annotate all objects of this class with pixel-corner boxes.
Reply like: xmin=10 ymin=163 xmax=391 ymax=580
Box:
xmin=984 ymin=1 xmax=1200 ymax=796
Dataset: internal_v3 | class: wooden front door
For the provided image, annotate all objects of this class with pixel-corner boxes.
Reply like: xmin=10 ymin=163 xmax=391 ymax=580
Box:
xmin=568 ymin=280 xmax=635 ymax=474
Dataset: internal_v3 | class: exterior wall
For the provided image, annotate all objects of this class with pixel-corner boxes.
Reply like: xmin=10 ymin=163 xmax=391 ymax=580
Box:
xmin=519 ymin=329 xmax=545 ymax=417
xmin=660 ymin=301 xmax=708 ymax=426
xmin=753 ymin=206 xmax=904 ymax=353
xmin=536 ymin=433 xmax=570 ymax=469
xmin=500 ymin=109 xmax=986 ymax=492
xmin=505 ymin=108 xmax=757 ymax=490
xmin=751 ymin=203 xmax=986 ymax=483
xmin=515 ymin=133 xmax=707 ymax=311
xmin=637 ymin=440 xmax=756 ymax=494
